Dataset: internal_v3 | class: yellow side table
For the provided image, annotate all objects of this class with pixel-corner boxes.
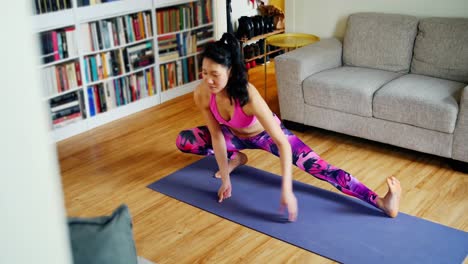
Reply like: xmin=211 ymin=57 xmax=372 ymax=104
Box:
xmin=263 ymin=33 xmax=320 ymax=100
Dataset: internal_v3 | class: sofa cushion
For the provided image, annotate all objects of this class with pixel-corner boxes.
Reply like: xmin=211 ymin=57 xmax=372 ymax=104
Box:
xmin=343 ymin=12 xmax=418 ymax=73
xmin=68 ymin=204 xmax=138 ymax=264
xmin=373 ymin=74 xmax=464 ymax=133
xmin=303 ymin=66 xmax=402 ymax=117
xmin=411 ymin=17 xmax=468 ymax=83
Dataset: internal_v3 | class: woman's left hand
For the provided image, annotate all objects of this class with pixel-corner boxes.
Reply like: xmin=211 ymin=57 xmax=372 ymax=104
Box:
xmin=280 ymin=190 xmax=298 ymax=222
xmin=218 ymin=178 xmax=232 ymax=203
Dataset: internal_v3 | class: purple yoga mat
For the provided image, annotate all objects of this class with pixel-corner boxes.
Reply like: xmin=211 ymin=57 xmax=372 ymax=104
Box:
xmin=148 ymin=156 xmax=468 ymax=264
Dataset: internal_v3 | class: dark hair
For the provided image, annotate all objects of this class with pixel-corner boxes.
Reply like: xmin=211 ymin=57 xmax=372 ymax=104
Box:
xmin=201 ymin=32 xmax=249 ymax=106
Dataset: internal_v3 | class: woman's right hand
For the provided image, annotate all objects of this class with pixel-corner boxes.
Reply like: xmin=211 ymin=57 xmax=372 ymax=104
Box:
xmin=280 ymin=190 xmax=298 ymax=222
xmin=218 ymin=177 xmax=232 ymax=203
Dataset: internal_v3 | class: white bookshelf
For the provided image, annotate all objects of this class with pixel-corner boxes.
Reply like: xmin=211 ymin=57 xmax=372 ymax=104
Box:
xmin=75 ymin=0 xmax=153 ymax=22
xmin=32 ymin=0 xmax=215 ymax=142
xmin=154 ymin=0 xmax=196 ymax=9
xmin=161 ymin=80 xmax=199 ymax=102
xmin=87 ymin=94 xmax=160 ymax=129
xmin=51 ymin=118 xmax=88 ymax=142
xmin=31 ymin=9 xmax=74 ymax=33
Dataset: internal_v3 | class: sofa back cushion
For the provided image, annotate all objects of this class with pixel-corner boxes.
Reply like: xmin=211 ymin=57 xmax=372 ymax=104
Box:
xmin=411 ymin=17 xmax=468 ymax=83
xmin=343 ymin=12 xmax=418 ymax=73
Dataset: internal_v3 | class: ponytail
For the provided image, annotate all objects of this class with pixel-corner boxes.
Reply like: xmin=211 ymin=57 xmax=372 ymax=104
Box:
xmin=201 ymin=32 xmax=249 ymax=106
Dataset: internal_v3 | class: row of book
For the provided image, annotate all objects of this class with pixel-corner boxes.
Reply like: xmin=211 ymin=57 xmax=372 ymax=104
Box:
xmin=157 ymin=26 xmax=213 ymax=61
xmin=158 ymin=33 xmax=197 ymax=62
xmin=80 ymin=11 xmax=153 ymax=53
xmin=77 ymin=0 xmax=119 ymax=6
xmin=39 ymin=27 xmax=78 ymax=64
xmin=194 ymin=26 xmax=214 ymax=45
xmin=49 ymin=91 xmax=85 ymax=128
xmin=87 ymin=68 xmax=155 ymax=116
xmin=198 ymin=0 xmax=213 ymax=26
xmin=160 ymin=56 xmax=198 ymax=91
xmin=41 ymin=60 xmax=83 ymax=96
xmin=83 ymin=41 xmax=154 ymax=83
xmin=33 ymin=0 xmax=119 ymax=13
xmin=156 ymin=0 xmax=213 ymax=35
xmin=33 ymin=0 xmax=72 ymax=15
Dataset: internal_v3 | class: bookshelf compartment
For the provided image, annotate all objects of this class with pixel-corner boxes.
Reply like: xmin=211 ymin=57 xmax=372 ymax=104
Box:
xmin=86 ymin=67 xmax=156 ymax=117
xmin=159 ymin=56 xmax=198 ymax=91
xmin=155 ymin=0 xmax=212 ymax=35
xmin=38 ymin=26 xmax=78 ymax=64
xmin=79 ymin=11 xmax=153 ymax=53
xmin=82 ymin=40 xmax=154 ymax=83
xmin=40 ymin=60 xmax=83 ymax=98
xmin=32 ymin=0 xmax=72 ymax=16
xmin=49 ymin=90 xmax=86 ymax=129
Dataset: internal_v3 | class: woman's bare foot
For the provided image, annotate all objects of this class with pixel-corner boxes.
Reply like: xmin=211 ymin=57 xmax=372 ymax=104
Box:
xmin=376 ymin=176 xmax=402 ymax=218
xmin=215 ymin=152 xmax=248 ymax=178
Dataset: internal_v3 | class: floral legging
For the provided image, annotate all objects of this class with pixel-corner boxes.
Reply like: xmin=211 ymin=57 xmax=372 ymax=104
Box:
xmin=176 ymin=121 xmax=379 ymax=208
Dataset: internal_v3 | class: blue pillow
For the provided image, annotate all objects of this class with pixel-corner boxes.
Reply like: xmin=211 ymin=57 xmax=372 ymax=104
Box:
xmin=68 ymin=204 xmax=138 ymax=264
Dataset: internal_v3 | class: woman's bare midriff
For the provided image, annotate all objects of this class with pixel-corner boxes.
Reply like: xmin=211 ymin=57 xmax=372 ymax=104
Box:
xmin=228 ymin=121 xmax=265 ymax=139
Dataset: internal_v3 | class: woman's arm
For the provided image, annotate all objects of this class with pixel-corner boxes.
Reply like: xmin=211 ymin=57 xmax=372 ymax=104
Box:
xmin=246 ymin=84 xmax=297 ymax=221
xmin=194 ymin=86 xmax=232 ymax=202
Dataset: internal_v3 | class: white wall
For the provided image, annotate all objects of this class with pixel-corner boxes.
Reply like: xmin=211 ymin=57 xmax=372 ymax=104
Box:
xmin=213 ymin=0 xmax=227 ymax=39
xmin=287 ymin=0 xmax=468 ymax=38
xmin=230 ymin=0 xmax=263 ymax=31
xmin=216 ymin=0 xmax=284 ymax=37
xmin=0 ymin=2 xmax=72 ymax=264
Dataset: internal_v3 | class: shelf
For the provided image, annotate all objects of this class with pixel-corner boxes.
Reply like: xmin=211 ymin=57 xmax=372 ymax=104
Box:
xmin=31 ymin=9 xmax=75 ymax=33
xmin=158 ymin=52 xmax=201 ymax=64
xmin=240 ymin=29 xmax=285 ymax=44
xmin=245 ymin=48 xmax=284 ymax=63
xmin=154 ymin=0 xmax=197 ymax=8
xmin=197 ymin=37 xmax=215 ymax=45
xmin=87 ymin=95 xmax=160 ymax=129
xmin=157 ymin=22 xmax=214 ymax=38
xmin=82 ymin=37 xmax=154 ymax=57
xmin=45 ymin=86 xmax=83 ymax=101
xmin=161 ymin=80 xmax=200 ymax=102
xmin=50 ymin=118 xmax=88 ymax=142
xmin=85 ymin=64 xmax=156 ymax=86
xmin=76 ymin=0 xmax=152 ymax=22
xmin=39 ymin=56 xmax=80 ymax=69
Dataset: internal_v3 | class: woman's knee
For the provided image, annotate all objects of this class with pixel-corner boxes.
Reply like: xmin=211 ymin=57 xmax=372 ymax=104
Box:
xmin=176 ymin=130 xmax=196 ymax=152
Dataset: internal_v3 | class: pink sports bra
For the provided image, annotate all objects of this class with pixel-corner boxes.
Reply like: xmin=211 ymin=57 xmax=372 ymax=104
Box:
xmin=209 ymin=93 xmax=257 ymax=128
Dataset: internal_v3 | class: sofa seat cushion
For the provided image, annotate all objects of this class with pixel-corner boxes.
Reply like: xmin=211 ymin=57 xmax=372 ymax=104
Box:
xmin=303 ymin=66 xmax=402 ymax=117
xmin=373 ymin=74 xmax=465 ymax=133
xmin=411 ymin=17 xmax=468 ymax=83
xmin=343 ymin=12 xmax=418 ymax=73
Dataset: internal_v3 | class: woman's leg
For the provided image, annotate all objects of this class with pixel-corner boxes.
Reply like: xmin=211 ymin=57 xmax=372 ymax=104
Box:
xmin=251 ymin=124 xmax=379 ymax=208
xmin=176 ymin=126 xmax=249 ymax=175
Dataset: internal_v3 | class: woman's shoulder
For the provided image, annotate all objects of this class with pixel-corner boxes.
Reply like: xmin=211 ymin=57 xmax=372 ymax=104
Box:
xmin=243 ymin=82 xmax=267 ymax=114
xmin=194 ymin=83 xmax=210 ymax=108
xmin=246 ymin=82 xmax=261 ymax=101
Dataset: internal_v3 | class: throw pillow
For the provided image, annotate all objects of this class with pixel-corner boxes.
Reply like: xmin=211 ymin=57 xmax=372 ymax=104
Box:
xmin=68 ymin=204 xmax=138 ymax=264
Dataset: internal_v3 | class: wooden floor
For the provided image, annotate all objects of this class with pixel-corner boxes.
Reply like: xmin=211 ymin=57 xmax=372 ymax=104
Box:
xmin=57 ymin=62 xmax=468 ymax=264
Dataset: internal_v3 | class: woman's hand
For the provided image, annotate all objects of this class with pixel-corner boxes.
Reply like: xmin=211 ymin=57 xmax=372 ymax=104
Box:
xmin=218 ymin=177 xmax=232 ymax=203
xmin=280 ymin=190 xmax=298 ymax=222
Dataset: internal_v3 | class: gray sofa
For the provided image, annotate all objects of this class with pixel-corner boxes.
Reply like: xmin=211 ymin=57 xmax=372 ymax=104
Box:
xmin=275 ymin=13 xmax=468 ymax=169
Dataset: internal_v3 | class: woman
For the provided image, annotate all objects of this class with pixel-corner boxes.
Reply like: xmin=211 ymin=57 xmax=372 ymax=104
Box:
xmin=176 ymin=33 xmax=401 ymax=221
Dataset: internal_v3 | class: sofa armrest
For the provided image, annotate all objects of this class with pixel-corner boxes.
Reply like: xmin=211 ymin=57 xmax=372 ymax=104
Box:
xmin=275 ymin=38 xmax=343 ymax=123
xmin=453 ymin=85 xmax=468 ymax=163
